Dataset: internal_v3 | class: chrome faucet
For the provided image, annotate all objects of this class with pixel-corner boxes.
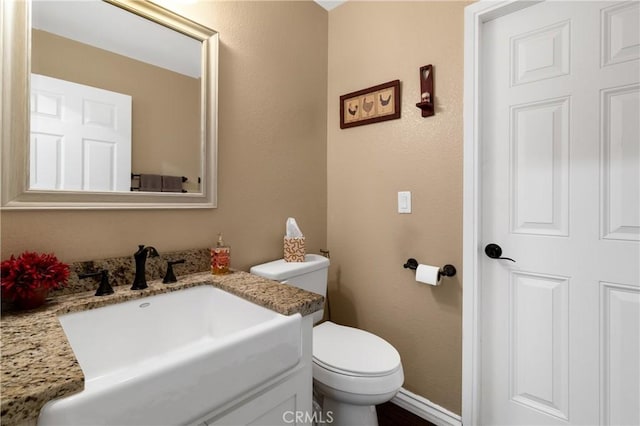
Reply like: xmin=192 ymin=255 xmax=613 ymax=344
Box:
xmin=131 ymin=245 xmax=159 ymax=290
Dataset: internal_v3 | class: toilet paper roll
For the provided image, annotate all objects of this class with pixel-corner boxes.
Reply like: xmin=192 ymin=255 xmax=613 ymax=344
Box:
xmin=415 ymin=264 xmax=441 ymax=286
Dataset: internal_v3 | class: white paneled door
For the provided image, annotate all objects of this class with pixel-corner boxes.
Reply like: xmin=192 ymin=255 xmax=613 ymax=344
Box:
xmin=480 ymin=1 xmax=639 ymax=425
xmin=30 ymin=74 xmax=132 ymax=192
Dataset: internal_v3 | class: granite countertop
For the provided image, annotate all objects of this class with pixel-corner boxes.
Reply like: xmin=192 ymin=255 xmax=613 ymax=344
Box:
xmin=0 ymin=271 xmax=324 ymax=425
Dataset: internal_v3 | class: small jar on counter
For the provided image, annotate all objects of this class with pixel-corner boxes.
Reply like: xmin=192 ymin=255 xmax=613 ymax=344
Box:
xmin=211 ymin=233 xmax=230 ymax=275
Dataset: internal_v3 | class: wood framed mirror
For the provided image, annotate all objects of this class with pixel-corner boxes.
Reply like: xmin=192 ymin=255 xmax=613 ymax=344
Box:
xmin=1 ymin=0 xmax=218 ymax=209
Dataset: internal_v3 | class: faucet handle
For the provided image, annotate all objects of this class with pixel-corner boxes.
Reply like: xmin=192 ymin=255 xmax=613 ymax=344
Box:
xmin=163 ymin=259 xmax=185 ymax=284
xmin=79 ymin=270 xmax=114 ymax=296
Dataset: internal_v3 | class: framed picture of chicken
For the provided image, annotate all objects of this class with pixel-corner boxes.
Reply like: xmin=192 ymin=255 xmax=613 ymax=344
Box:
xmin=340 ymin=80 xmax=401 ymax=129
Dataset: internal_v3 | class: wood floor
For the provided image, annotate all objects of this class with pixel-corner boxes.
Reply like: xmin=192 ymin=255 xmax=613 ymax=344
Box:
xmin=376 ymin=402 xmax=435 ymax=426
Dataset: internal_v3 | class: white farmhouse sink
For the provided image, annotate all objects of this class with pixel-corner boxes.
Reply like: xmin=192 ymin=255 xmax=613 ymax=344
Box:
xmin=38 ymin=285 xmax=302 ymax=425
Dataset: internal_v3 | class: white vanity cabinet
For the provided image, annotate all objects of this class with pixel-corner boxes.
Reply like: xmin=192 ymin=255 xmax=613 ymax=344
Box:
xmin=199 ymin=315 xmax=314 ymax=426
xmin=37 ymin=286 xmax=318 ymax=426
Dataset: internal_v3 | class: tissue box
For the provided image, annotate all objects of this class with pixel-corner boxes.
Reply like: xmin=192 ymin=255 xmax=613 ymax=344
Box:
xmin=284 ymin=237 xmax=305 ymax=262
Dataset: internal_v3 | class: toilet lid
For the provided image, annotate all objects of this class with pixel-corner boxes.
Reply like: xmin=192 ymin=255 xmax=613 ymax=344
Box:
xmin=313 ymin=322 xmax=401 ymax=377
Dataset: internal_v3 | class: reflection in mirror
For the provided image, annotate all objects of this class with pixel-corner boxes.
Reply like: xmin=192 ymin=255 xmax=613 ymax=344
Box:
xmin=0 ymin=0 xmax=218 ymax=209
xmin=31 ymin=0 xmax=202 ymax=193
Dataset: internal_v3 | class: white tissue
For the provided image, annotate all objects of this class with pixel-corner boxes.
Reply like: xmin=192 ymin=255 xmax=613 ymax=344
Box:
xmin=416 ymin=264 xmax=441 ymax=286
xmin=286 ymin=217 xmax=304 ymax=238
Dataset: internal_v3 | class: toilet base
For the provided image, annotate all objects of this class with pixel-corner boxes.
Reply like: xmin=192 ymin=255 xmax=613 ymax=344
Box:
xmin=321 ymin=396 xmax=378 ymax=426
xmin=313 ymin=377 xmax=400 ymax=426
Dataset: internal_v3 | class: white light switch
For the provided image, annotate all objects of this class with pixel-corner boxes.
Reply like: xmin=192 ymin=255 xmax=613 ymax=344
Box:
xmin=398 ymin=191 xmax=411 ymax=213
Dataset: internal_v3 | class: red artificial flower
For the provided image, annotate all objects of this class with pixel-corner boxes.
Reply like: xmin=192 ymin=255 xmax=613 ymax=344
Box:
xmin=1 ymin=252 xmax=70 ymax=301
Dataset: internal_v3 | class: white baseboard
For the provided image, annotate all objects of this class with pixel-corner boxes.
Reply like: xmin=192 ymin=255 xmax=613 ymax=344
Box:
xmin=390 ymin=387 xmax=462 ymax=426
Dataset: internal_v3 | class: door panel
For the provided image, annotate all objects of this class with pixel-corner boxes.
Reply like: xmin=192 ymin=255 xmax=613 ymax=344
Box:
xmin=601 ymin=2 xmax=640 ymax=67
xmin=510 ymin=97 xmax=570 ymax=236
xmin=601 ymin=84 xmax=640 ymax=241
xmin=30 ymin=132 xmax=63 ymax=189
xmin=510 ymin=271 xmax=569 ymax=421
xmin=600 ymin=282 xmax=640 ymax=426
xmin=511 ymin=20 xmax=571 ymax=86
xmin=84 ymin=138 xmax=117 ymax=191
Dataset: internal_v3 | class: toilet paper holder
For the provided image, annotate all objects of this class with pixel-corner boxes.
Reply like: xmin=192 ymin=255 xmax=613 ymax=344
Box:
xmin=403 ymin=258 xmax=457 ymax=279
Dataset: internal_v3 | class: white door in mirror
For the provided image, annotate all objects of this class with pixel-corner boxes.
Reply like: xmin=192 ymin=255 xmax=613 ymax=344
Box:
xmin=30 ymin=73 xmax=132 ymax=191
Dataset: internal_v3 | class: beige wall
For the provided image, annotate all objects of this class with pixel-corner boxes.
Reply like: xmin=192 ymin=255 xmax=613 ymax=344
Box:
xmin=32 ymin=29 xmax=201 ymax=190
xmin=327 ymin=1 xmax=467 ymax=414
xmin=1 ymin=1 xmax=328 ymax=270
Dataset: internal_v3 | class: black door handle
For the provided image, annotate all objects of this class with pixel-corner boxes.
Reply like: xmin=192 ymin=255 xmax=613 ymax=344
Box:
xmin=484 ymin=243 xmax=516 ymax=262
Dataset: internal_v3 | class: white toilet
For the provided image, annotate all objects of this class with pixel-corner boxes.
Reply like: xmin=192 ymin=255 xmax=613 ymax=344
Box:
xmin=250 ymin=254 xmax=404 ymax=426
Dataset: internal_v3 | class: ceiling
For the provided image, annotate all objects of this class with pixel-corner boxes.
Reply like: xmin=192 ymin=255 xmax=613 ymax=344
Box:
xmin=32 ymin=0 xmax=202 ymax=78
xmin=314 ymin=1 xmax=346 ymax=11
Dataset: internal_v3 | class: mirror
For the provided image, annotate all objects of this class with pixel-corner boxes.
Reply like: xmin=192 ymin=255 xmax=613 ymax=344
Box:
xmin=1 ymin=0 xmax=218 ymax=209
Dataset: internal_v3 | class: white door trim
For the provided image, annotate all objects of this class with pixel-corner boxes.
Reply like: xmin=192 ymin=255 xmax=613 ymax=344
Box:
xmin=462 ymin=1 xmax=544 ymax=424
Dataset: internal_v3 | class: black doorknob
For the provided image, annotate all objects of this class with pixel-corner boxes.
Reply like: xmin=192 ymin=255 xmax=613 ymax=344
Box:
xmin=484 ymin=243 xmax=516 ymax=262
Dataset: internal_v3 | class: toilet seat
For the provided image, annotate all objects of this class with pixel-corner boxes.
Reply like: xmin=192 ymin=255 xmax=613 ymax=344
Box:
xmin=313 ymin=322 xmax=401 ymax=377
xmin=312 ymin=322 xmax=404 ymax=396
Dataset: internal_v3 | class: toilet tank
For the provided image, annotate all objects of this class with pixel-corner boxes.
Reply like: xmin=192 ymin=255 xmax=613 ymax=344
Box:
xmin=250 ymin=254 xmax=329 ymax=323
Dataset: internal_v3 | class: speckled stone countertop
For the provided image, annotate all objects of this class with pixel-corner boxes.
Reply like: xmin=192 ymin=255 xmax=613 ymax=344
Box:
xmin=0 ymin=270 xmax=324 ymax=425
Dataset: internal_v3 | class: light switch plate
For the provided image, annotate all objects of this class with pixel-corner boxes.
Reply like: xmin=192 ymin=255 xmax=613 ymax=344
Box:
xmin=398 ymin=191 xmax=411 ymax=213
